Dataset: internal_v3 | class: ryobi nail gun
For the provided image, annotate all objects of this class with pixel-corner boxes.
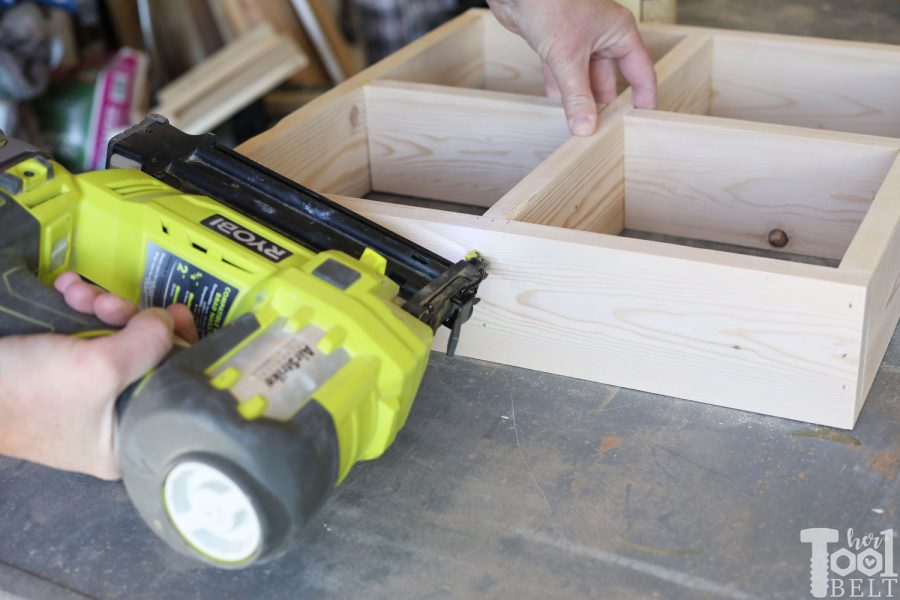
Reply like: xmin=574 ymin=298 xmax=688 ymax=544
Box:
xmin=0 ymin=116 xmax=486 ymax=568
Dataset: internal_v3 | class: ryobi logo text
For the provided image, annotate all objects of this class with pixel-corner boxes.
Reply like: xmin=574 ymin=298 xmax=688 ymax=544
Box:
xmin=202 ymin=215 xmax=293 ymax=263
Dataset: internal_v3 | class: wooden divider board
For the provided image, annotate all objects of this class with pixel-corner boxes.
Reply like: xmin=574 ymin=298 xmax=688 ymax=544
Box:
xmin=237 ymin=9 xmax=900 ymax=429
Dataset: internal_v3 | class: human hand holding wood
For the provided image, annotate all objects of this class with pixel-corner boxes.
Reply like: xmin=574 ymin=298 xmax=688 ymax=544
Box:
xmin=0 ymin=273 xmax=197 ymax=480
xmin=486 ymin=0 xmax=657 ymax=136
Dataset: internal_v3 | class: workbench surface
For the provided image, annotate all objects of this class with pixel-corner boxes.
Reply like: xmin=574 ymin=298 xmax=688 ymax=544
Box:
xmin=1 ymin=332 xmax=898 ymax=599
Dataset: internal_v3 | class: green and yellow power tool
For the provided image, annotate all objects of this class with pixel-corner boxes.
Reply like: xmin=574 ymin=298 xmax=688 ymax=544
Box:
xmin=0 ymin=116 xmax=486 ymax=568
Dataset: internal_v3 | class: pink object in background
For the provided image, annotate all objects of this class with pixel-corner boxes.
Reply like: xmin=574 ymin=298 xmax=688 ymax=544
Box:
xmin=86 ymin=48 xmax=147 ymax=171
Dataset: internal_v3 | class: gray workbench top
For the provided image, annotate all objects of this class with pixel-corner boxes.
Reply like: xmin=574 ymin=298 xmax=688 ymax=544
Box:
xmin=1 ymin=325 xmax=898 ymax=599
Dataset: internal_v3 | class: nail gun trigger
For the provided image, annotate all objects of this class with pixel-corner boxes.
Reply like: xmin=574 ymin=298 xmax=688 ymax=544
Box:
xmin=445 ymin=296 xmax=476 ymax=357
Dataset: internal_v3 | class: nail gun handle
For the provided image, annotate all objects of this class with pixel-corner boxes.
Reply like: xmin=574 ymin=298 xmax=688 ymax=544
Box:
xmin=0 ymin=253 xmax=110 ymax=337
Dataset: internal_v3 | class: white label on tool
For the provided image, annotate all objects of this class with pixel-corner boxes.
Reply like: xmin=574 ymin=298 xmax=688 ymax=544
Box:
xmin=214 ymin=321 xmax=348 ymax=421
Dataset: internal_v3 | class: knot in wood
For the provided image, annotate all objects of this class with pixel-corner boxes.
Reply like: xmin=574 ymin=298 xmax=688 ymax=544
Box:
xmin=768 ymin=228 xmax=789 ymax=248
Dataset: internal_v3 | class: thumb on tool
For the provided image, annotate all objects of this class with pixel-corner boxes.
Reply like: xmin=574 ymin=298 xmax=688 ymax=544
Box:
xmin=89 ymin=308 xmax=176 ymax=389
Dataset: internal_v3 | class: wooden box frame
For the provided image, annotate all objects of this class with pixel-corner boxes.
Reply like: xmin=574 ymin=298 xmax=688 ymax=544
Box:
xmin=236 ymin=9 xmax=900 ymax=429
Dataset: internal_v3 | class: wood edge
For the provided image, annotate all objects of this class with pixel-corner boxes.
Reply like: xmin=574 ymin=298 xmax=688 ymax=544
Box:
xmin=639 ymin=22 xmax=900 ymax=56
xmin=157 ymin=23 xmax=279 ymax=107
xmin=652 ymin=30 xmax=714 ymax=82
xmin=840 ymin=155 xmax=900 ymax=272
xmin=306 ymin=0 xmax=360 ymax=79
xmin=367 ymin=79 xmax=565 ymax=111
xmin=626 ymin=110 xmax=900 ymax=150
xmin=854 ymin=304 xmax=872 ymax=427
xmin=290 ymin=0 xmax=345 ymax=84
xmin=178 ymin=55 xmax=308 ymax=133
xmin=482 ymin=98 xmax=629 ymax=221
xmin=841 ymin=156 xmax=900 ymax=420
xmin=636 ymin=23 xmax=690 ymax=45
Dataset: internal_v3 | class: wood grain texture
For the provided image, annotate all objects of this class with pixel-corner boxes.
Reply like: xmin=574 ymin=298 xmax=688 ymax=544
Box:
xmin=503 ymin=116 xmax=626 ymax=233
xmin=156 ymin=23 xmax=272 ymax=108
xmin=238 ymin=10 xmax=485 ymax=194
xmin=481 ymin=15 xmax=543 ymax=96
xmin=330 ymin=195 xmax=868 ymax=429
xmin=711 ymin=33 xmax=900 ymax=137
xmin=366 ymin=81 xmax=569 ymax=207
xmin=840 ymin=157 xmax=900 ymax=416
xmin=625 ymin=111 xmax=900 ymax=260
xmin=223 ymin=0 xmax=331 ymax=86
xmin=485 ymin=32 xmax=713 ymax=233
xmin=381 ymin=15 xmax=485 ymax=89
xmin=238 ymin=87 xmax=370 ymax=196
xmin=654 ymin=33 xmax=712 ymax=114
xmin=152 ymin=24 xmax=308 ymax=134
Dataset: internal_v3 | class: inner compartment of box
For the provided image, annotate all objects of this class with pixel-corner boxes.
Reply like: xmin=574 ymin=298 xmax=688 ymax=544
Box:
xmin=246 ymin=18 xmax=900 ymax=268
xmin=364 ymin=80 xmax=570 ymax=207
xmin=381 ymin=14 xmax=686 ymax=97
xmin=622 ymin=111 xmax=899 ymax=263
xmin=265 ymin=79 xmax=897 ymax=267
xmin=660 ymin=31 xmax=900 ymax=137
xmin=246 ymin=78 xmax=572 ymax=209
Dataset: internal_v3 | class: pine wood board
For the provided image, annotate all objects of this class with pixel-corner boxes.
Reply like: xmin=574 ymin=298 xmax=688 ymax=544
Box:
xmin=238 ymin=9 xmax=900 ymax=428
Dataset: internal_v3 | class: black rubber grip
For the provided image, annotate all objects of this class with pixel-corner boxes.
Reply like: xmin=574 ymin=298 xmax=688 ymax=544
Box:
xmin=0 ymin=256 xmax=110 ymax=336
xmin=0 ymin=194 xmax=109 ymax=337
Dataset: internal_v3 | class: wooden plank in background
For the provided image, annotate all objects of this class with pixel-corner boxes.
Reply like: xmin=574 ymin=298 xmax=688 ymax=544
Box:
xmin=302 ymin=0 xmax=360 ymax=80
xmin=185 ymin=0 xmax=226 ymax=56
xmin=625 ymin=111 xmax=899 ymax=260
xmin=152 ymin=24 xmax=308 ymax=133
xmin=104 ymin=0 xmax=144 ymax=50
xmin=642 ymin=0 xmax=678 ymax=23
xmin=156 ymin=23 xmax=274 ymax=108
xmin=222 ymin=0 xmax=331 ymax=86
